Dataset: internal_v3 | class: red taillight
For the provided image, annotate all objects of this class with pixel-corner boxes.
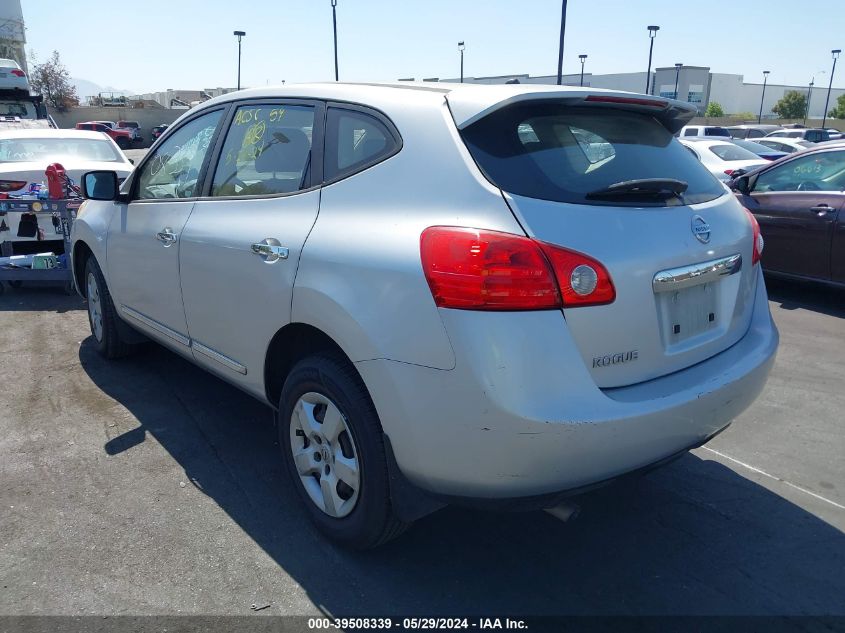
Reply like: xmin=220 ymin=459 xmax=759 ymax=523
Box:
xmin=724 ymin=169 xmax=736 ymax=176
xmin=745 ymin=210 xmax=764 ymax=265
xmin=10 ymin=69 xmax=25 ymax=77
xmin=420 ymin=226 xmax=615 ymax=310
xmin=537 ymin=242 xmax=616 ymax=307
xmin=0 ymin=180 xmax=27 ymax=192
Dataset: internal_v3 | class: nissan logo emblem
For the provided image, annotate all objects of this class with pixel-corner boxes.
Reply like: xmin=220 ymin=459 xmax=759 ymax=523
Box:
xmin=691 ymin=215 xmax=711 ymax=244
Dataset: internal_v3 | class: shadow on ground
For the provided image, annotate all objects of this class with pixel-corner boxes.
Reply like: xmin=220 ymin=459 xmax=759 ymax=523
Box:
xmin=79 ymin=338 xmax=845 ymax=617
xmin=765 ymin=275 xmax=845 ymax=319
xmin=0 ymin=282 xmax=83 ymax=313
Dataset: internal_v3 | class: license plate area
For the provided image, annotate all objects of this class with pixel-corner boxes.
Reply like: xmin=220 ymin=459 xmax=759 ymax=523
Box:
xmin=656 ymin=281 xmax=720 ymax=350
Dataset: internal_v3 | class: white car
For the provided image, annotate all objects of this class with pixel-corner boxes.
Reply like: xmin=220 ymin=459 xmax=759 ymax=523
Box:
xmin=0 ymin=59 xmax=29 ymax=92
xmin=753 ymin=137 xmax=814 ymax=154
xmin=679 ymin=138 xmax=768 ymax=181
xmin=678 ymin=125 xmax=731 ymax=138
xmin=0 ymin=129 xmax=132 ymax=246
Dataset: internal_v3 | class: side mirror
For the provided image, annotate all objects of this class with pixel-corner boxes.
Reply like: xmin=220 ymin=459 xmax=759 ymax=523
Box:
xmin=129 ymin=159 xmax=135 ymax=165
xmin=82 ymin=170 xmax=119 ymax=201
xmin=730 ymin=174 xmax=755 ymax=195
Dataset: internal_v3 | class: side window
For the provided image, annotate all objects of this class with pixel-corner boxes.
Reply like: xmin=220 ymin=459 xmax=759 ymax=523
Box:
xmin=683 ymin=128 xmax=698 ymax=137
xmin=136 ymin=110 xmax=222 ymax=200
xmin=325 ymin=108 xmax=398 ymax=181
xmin=211 ymin=104 xmax=314 ymax=196
xmin=748 ymin=130 xmax=763 ymax=138
xmin=755 ymin=151 xmax=845 ymax=192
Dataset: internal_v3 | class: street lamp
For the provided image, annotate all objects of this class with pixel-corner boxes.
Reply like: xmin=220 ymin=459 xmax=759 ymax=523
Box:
xmin=579 ymin=54 xmax=587 ymax=87
xmin=645 ymin=25 xmax=659 ymax=94
xmin=673 ymin=63 xmax=682 ymax=100
xmin=233 ymin=31 xmax=246 ymax=90
xmin=805 ymin=71 xmax=824 ymax=125
xmin=757 ymin=70 xmax=770 ymax=124
xmin=556 ymin=0 xmax=568 ymax=85
xmin=331 ymin=0 xmax=339 ymax=81
xmin=458 ymin=41 xmax=465 ymax=83
xmin=822 ymin=49 xmax=841 ymax=129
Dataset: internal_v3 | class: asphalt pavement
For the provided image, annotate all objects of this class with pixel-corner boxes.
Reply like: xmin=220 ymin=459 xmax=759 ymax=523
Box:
xmin=0 ymin=277 xmax=843 ymax=618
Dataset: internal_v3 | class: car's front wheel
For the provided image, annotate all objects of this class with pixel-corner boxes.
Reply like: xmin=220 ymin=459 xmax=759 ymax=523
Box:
xmin=279 ymin=353 xmax=409 ymax=549
xmin=84 ymin=256 xmax=134 ymax=359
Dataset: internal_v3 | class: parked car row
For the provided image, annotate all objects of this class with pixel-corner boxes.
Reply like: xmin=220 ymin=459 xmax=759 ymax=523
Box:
xmin=680 ymin=123 xmax=843 ymax=143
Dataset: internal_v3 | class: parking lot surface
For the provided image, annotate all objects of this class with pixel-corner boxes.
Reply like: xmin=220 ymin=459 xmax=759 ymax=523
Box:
xmin=0 ymin=278 xmax=843 ymax=617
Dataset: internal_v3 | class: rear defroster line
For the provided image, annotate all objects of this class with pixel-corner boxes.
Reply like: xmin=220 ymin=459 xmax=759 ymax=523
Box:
xmin=701 ymin=446 xmax=845 ymax=511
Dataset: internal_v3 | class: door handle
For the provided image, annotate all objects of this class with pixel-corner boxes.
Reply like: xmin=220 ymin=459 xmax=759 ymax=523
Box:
xmin=251 ymin=239 xmax=289 ymax=263
xmin=810 ymin=205 xmax=833 ymax=217
xmin=155 ymin=228 xmax=178 ymax=246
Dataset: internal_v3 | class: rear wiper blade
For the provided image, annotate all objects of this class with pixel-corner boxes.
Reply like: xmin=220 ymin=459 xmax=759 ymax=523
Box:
xmin=586 ymin=178 xmax=688 ymax=200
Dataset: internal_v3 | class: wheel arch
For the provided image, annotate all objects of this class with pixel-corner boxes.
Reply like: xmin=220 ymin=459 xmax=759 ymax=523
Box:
xmin=264 ymin=322 xmax=359 ymax=410
xmin=72 ymin=240 xmax=94 ymax=297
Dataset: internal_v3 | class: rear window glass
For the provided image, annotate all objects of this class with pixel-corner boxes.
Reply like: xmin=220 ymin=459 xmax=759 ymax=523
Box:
xmin=0 ymin=137 xmax=123 ymax=163
xmin=708 ymin=143 xmax=761 ymax=161
xmin=460 ymin=104 xmax=725 ymax=207
xmin=704 ymin=127 xmax=730 ymax=137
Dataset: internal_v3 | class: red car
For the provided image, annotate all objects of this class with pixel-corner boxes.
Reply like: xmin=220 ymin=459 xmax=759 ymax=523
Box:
xmin=75 ymin=121 xmax=132 ymax=149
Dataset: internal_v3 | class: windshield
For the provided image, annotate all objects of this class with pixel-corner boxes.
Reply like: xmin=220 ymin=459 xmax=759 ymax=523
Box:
xmin=460 ymin=103 xmax=725 ymax=206
xmin=708 ymin=143 xmax=762 ymax=161
xmin=0 ymin=101 xmax=36 ymax=118
xmin=0 ymin=137 xmax=124 ymax=163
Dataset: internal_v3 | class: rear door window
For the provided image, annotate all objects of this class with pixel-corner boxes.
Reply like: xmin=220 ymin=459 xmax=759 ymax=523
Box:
xmin=460 ymin=103 xmax=725 ymax=207
xmin=704 ymin=127 xmax=730 ymax=137
xmin=324 ymin=107 xmax=399 ymax=181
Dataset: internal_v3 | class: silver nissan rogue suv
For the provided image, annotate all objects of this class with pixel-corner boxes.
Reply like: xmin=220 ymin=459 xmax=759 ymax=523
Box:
xmin=71 ymin=83 xmax=778 ymax=548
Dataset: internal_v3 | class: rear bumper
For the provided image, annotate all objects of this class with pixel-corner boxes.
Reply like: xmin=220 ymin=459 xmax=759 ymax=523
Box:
xmin=356 ymin=267 xmax=777 ymax=499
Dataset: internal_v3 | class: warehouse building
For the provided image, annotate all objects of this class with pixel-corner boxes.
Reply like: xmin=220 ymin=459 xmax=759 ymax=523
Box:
xmin=414 ymin=66 xmax=844 ymax=119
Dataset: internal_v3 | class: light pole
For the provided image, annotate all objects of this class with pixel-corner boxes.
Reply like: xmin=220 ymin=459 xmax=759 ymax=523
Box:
xmin=233 ymin=31 xmax=246 ymax=90
xmin=645 ymin=25 xmax=659 ymax=94
xmin=805 ymin=80 xmax=815 ymax=125
xmin=757 ymin=70 xmax=770 ymax=124
xmin=331 ymin=0 xmax=339 ymax=81
xmin=579 ymin=54 xmax=587 ymax=87
xmin=805 ymin=71 xmax=825 ymax=125
xmin=673 ymin=63 xmax=682 ymax=100
xmin=822 ymin=49 xmax=841 ymax=129
xmin=556 ymin=0 xmax=567 ymax=85
xmin=458 ymin=41 xmax=465 ymax=83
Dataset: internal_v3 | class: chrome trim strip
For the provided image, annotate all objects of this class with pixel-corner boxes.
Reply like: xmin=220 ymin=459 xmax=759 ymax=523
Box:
xmin=653 ymin=253 xmax=742 ymax=293
xmin=120 ymin=305 xmax=190 ymax=346
xmin=192 ymin=341 xmax=248 ymax=375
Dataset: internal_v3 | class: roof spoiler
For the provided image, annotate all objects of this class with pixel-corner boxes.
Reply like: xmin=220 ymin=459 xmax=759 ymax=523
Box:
xmin=447 ymin=87 xmax=697 ymax=135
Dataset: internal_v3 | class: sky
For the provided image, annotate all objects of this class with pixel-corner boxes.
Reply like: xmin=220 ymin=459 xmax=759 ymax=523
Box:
xmin=21 ymin=0 xmax=845 ymax=95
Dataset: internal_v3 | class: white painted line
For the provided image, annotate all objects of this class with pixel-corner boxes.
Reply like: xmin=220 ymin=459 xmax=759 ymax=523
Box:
xmin=701 ymin=446 xmax=845 ymax=511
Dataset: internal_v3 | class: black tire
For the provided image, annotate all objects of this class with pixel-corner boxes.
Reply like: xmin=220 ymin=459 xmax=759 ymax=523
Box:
xmin=84 ymin=256 xmax=134 ymax=359
xmin=279 ymin=353 xmax=410 ymax=549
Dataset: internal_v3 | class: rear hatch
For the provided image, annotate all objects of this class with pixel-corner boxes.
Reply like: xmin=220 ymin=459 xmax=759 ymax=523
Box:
xmin=450 ymin=89 xmax=759 ymax=388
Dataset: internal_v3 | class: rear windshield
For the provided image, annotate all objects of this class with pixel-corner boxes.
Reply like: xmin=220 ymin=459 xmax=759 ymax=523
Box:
xmin=0 ymin=137 xmax=123 ymax=163
xmin=704 ymin=127 xmax=730 ymax=137
xmin=460 ymin=104 xmax=725 ymax=206
xmin=708 ymin=143 xmax=761 ymax=161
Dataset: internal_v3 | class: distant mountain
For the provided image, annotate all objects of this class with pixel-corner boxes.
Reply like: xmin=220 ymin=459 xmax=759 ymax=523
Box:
xmin=71 ymin=78 xmax=136 ymax=99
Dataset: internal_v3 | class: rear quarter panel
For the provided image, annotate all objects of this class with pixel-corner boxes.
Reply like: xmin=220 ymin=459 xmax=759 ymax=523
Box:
xmin=292 ymin=96 xmax=525 ymax=370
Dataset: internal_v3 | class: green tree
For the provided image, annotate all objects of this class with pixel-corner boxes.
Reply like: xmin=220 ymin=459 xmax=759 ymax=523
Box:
xmin=704 ymin=102 xmax=725 ymax=117
xmin=828 ymin=94 xmax=845 ymax=119
xmin=772 ymin=90 xmax=807 ymax=119
xmin=29 ymin=51 xmax=78 ymax=110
